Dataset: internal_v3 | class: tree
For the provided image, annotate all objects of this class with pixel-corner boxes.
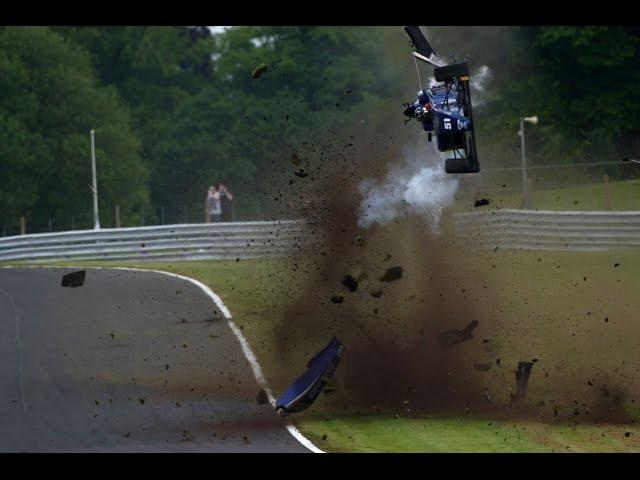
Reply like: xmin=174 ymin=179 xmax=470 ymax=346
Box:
xmin=0 ymin=27 xmax=149 ymax=232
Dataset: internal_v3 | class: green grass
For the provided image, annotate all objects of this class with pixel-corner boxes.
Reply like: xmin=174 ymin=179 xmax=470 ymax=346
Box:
xmin=297 ymin=415 xmax=640 ymax=452
xmin=299 ymin=416 xmax=549 ymax=452
xmin=455 ymin=178 xmax=640 ymax=212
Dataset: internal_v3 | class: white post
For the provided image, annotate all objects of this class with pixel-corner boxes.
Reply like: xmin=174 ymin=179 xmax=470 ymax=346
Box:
xmin=520 ymin=118 xmax=529 ymax=209
xmin=91 ymin=129 xmax=100 ymax=230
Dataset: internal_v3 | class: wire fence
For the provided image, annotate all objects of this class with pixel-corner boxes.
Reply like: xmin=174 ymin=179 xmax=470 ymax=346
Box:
xmin=454 ymin=160 xmax=640 ymax=211
xmin=0 ymin=199 xmax=289 ymax=237
xmin=5 ymin=160 xmax=640 ymax=237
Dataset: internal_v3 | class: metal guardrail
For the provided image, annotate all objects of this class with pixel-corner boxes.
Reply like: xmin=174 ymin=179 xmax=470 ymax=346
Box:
xmin=454 ymin=209 xmax=640 ymax=251
xmin=0 ymin=220 xmax=312 ymax=262
xmin=9 ymin=210 xmax=636 ymax=260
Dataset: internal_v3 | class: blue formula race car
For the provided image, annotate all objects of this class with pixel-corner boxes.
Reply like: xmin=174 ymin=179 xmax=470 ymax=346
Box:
xmin=403 ymin=26 xmax=480 ymax=173
xmin=275 ymin=337 xmax=344 ymax=416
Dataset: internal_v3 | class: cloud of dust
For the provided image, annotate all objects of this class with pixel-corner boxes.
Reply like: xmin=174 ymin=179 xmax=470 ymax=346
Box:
xmin=269 ymin=28 xmax=635 ymax=424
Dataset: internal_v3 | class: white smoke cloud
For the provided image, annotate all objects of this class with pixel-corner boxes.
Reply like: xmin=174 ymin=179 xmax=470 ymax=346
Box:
xmin=357 ymin=141 xmax=459 ymax=233
xmin=469 ymin=65 xmax=492 ymax=107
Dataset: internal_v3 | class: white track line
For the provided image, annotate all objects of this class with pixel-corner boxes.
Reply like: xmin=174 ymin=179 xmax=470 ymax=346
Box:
xmin=1 ymin=265 xmax=324 ymax=453
xmin=0 ymin=286 xmax=27 ymax=414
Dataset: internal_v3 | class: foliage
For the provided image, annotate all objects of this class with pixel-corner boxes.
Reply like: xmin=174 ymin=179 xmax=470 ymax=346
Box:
xmin=0 ymin=27 xmax=148 ymax=232
xmin=2 ymin=26 xmax=639 ymax=232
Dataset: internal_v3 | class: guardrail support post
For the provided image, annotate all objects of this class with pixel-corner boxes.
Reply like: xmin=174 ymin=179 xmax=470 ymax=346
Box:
xmin=603 ymin=174 xmax=612 ymax=210
xmin=115 ymin=205 xmax=121 ymax=228
xmin=20 ymin=216 xmax=26 ymax=235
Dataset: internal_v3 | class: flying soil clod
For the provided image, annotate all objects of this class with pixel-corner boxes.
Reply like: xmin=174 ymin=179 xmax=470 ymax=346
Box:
xmin=61 ymin=270 xmax=85 ymax=287
xmin=251 ymin=63 xmax=269 ymax=79
xmin=380 ymin=266 xmax=403 ymax=282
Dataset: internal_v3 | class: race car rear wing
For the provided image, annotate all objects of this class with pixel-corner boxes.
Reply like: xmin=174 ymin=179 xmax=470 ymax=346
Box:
xmin=412 ymin=51 xmax=447 ymax=68
xmin=405 ymin=26 xmax=447 ymax=68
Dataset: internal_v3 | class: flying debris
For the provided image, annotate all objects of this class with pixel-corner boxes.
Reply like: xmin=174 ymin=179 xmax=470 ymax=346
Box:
xmin=342 ymin=274 xmax=358 ymax=292
xmin=275 ymin=337 xmax=344 ymax=416
xmin=621 ymin=156 xmax=640 ymax=164
xmin=290 ymin=153 xmax=302 ymax=166
xmin=256 ymin=388 xmax=269 ymax=405
xmin=379 ymin=266 xmax=403 ymax=282
xmin=251 ymin=63 xmax=269 ymax=79
xmin=474 ymin=363 xmax=491 ymax=372
xmin=438 ymin=320 xmax=479 ymax=347
xmin=511 ymin=361 xmax=534 ymax=401
xmin=403 ymin=26 xmax=480 ymax=173
xmin=61 ymin=270 xmax=86 ymax=288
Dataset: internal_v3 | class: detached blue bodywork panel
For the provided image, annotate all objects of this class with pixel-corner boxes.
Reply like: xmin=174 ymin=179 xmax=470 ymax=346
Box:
xmin=275 ymin=337 xmax=344 ymax=415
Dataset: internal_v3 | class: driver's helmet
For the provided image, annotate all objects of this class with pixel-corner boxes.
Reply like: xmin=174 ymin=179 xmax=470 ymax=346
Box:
xmin=417 ymin=89 xmax=430 ymax=106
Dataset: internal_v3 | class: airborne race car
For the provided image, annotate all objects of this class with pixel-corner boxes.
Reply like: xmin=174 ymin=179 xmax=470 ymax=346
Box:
xmin=403 ymin=26 xmax=480 ymax=173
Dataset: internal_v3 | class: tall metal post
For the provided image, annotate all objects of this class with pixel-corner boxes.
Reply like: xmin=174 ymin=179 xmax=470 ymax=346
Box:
xmin=91 ymin=129 xmax=100 ymax=229
xmin=519 ymin=118 xmax=529 ymax=209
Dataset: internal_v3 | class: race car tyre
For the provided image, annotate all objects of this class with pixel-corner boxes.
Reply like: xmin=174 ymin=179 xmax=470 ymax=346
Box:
xmin=434 ymin=62 xmax=470 ymax=82
xmin=445 ymin=157 xmax=475 ymax=173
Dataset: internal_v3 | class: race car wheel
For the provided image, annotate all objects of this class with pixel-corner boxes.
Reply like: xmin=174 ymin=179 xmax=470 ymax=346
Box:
xmin=445 ymin=157 xmax=475 ymax=173
xmin=434 ymin=62 xmax=470 ymax=82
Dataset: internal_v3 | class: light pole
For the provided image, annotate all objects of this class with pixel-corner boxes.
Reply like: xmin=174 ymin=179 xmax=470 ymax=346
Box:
xmin=519 ymin=116 xmax=538 ymax=209
xmin=90 ymin=129 xmax=100 ymax=229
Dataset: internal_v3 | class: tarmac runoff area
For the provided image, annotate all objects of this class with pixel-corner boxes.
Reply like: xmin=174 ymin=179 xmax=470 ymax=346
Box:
xmin=0 ymin=267 xmax=312 ymax=452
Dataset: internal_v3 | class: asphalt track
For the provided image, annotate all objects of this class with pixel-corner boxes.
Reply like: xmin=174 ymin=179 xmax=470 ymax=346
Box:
xmin=0 ymin=267 xmax=309 ymax=452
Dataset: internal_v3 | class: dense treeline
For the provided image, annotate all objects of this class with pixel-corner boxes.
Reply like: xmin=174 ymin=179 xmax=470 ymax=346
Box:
xmin=1 ymin=26 xmax=638 ymax=232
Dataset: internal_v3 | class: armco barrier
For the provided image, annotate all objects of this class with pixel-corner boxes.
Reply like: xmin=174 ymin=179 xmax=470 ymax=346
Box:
xmin=454 ymin=209 xmax=640 ymax=251
xmin=0 ymin=220 xmax=314 ymax=262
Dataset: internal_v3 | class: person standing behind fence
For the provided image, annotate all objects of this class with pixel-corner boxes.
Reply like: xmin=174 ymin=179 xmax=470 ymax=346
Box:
xmin=216 ymin=182 xmax=234 ymax=222
xmin=206 ymin=185 xmax=222 ymax=223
